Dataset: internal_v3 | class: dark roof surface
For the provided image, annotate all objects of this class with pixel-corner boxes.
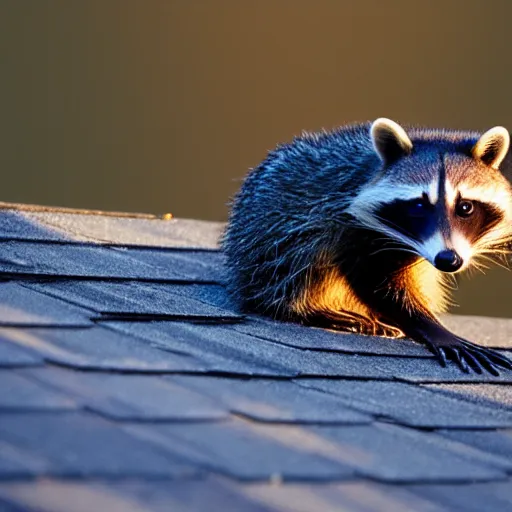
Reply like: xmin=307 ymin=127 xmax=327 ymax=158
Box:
xmin=0 ymin=206 xmax=510 ymax=511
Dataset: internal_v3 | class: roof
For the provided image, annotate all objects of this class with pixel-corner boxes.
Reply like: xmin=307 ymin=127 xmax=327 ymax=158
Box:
xmin=0 ymin=204 xmax=510 ymax=512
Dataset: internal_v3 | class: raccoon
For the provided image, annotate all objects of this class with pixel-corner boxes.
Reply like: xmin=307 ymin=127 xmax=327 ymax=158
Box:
xmin=222 ymin=118 xmax=512 ymax=375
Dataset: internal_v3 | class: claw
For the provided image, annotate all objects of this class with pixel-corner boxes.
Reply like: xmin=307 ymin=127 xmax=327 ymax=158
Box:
xmin=404 ymin=318 xmax=511 ymax=375
xmin=430 ymin=340 xmax=504 ymax=375
xmin=461 ymin=350 xmax=483 ymax=374
xmin=425 ymin=339 xmax=444 ymax=366
xmin=452 ymin=348 xmax=470 ymax=373
xmin=484 ymin=350 xmax=512 ymax=371
xmin=437 ymin=347 xmax=447 ymax=367
xmin=465 ymin=348 xmax=498 ymax=376
xmin=474 ymin=351 xmax=500 ymax=376
xmin=458 ymin=339 xmax=511 ymax=375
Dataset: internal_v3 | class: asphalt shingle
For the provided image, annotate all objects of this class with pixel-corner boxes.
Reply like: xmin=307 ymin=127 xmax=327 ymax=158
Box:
xmin=124 ymin=248 xmax=225 ymax=282
xmin=409 ymin=481 xmax=512 ymax=512
xmin=305 ymin=423 xmax=506 ymax=483
xmin=229 ymin=317 xmax=431 ymax=357
xmin=161 ymin=283 xmax=238 ymax=311
xmin=0 ymin=241 xmax=156 ymax=279
xmin=0 ymin=282 xmax=92 ymax=327
xmin=0 ymin=442 xmax=53 ymax=480
xmin=127 ymin=420 xmax=506 ymax=483
xmin=243 ymin=481 xmax=448 ymax=512
xmin=24 ymin=367 xmax=228 ymax=421
xmin=0 ymin=336 xmax=44 ymax=367
xmin=435 ymin=429 xmax=512 ymax=470
xmin=0 ymin=479 xmax=452 ymax=512
xmin=107 ymin=321 xmax=411 ymax=378
xmin=0 ymin=480 xmax=154 ymax=512
xmin=106 ymin=321 xmax=300 ymax=377
xmin=0 ymin=497 xmax=30 ymax=512
xmin=0 ymin=210 xmax=68 ymax=242
xmin=0 ymin=326 xmax=209 ymax=372
xmin=0 ymin=242 xmax=221 ymax=282
xmin=294 ymin=379 xmax=512 ymax=428
xmin=169 ymin=376 xmax=371 ymax=424
xmin=26 ymin=211 xmax=224 ymax=248
xmin=386 ymin=354 xmax=512 ymax=384
xmin=0 ymin=370 xmax=76 ymax=411
xmin=441 ymin=314 xmax=512 ymax=349
xmin=424 ymin=383 xmax=512 ymax=411
xmin=184 ymin=289 xmax=508 ymax=358
xmin=23 ymin=281 xmax=241 ymax=320
xmin=0 ymin=206 xmax=510 ymax=511
xmin=126 ymin=419 xmax=357 ymax=482
xmin=0 ymin=412 xmax=198 ymax=478
xmin=0 ymin=479 xmax=281 ymax=512
xmin=106 ymin=321 xmax=512 ymax=381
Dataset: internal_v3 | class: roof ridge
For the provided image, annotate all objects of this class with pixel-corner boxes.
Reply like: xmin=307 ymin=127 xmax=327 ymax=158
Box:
xmin=0 ymin=201 xmax=158 ymax=219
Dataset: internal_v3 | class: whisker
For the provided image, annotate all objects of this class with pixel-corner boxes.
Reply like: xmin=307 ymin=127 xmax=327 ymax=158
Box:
xmin=475 ymin=253 xmax=510 ymax=272
xmin=369 ymin=247 xmax=418 ymax=258
xmin=469 ymin=258 xmax=489 ymax=275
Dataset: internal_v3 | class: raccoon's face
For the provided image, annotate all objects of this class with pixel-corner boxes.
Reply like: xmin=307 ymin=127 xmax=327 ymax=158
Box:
xmin=349 ymin=118 xmax=512 ymax=273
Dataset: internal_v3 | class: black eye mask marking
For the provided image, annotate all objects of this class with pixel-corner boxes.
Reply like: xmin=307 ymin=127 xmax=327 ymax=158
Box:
xmin=453 ymin=199 xmax=504 ymax=243
xmin=375 ymin=194 xmax=504 ymax=247
xmin=376 ymin=195 xmax=437 ymax=242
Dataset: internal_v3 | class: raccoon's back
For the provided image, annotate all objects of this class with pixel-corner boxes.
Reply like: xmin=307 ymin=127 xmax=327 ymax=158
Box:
xmin=222 ymin=122 xmax=379 ymax=315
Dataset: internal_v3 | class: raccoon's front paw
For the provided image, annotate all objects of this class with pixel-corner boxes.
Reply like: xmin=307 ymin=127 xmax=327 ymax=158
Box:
xmin=426 ymin=337 xmax=512 ymax=376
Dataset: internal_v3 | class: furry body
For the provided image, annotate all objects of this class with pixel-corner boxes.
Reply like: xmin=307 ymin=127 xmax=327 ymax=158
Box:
xmin=223 ymin=120 xmax=512 ymax=374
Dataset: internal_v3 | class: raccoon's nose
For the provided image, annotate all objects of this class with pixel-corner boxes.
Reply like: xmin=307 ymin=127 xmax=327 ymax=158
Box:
xmin=434 ymin=250 xmax=463 ymax=272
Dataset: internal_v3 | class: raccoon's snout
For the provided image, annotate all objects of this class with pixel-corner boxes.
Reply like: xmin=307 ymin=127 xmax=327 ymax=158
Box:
xmin=434 ymin=250 xmax=463 ymax=273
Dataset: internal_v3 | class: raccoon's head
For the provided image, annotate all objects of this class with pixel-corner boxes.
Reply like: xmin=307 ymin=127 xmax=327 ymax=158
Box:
xmin=349 ymin=118 xmax=512 ymax=273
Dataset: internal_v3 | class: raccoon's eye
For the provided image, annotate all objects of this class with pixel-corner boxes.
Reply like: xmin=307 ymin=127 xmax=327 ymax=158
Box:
xmin=410 ymin=201 xmax=425 ymax=214
xmin=408 ymin=195 xmax=430 ymax=216
xmin=456 ymin=200 xmax=474 ymax=218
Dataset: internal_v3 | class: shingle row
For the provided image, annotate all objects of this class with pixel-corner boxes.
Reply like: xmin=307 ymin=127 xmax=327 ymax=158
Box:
xmin=3 ymin=477 xmax=510 ymax=512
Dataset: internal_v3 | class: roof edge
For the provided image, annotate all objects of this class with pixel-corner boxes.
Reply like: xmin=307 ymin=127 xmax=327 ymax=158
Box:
xmin=0 ymin=201 xmax=160 ymax=219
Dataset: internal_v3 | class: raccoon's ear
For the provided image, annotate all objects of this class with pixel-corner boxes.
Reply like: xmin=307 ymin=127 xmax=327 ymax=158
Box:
xmin=472 ymin=126 xmax=510 ymax=169
xmin=370 ymin=118 xmax=413 ymax=164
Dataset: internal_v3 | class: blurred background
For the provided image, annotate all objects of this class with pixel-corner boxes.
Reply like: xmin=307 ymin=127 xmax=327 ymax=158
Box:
xmin=1 ymin=0 xmax=511 ymax=317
